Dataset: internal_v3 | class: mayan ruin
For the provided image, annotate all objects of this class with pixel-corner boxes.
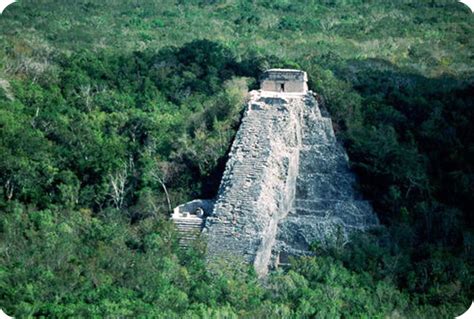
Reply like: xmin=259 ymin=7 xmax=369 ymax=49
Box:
xmin=172 ymin=69 xmax=378 ymax=276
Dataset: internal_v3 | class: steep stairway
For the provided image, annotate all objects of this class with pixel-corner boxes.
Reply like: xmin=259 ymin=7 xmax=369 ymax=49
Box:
xmin=204 ymin=93 xmax=302 ymax=273
xmin=173 ymin=215 xmax=204 ymax=247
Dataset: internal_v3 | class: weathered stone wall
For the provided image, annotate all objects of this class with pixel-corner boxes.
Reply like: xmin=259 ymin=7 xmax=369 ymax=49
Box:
xmin=173 ymin=199 xmax=214 ymax=217
xmin=272 ymin=94 xmax=379 ymax=266
xmin=260 ymin=69 xmax=308 ymax=93
xmin=204 ymin=88 xmax=378 ymax=275
xmin=261 ymin=80 xmax=307 ymax=93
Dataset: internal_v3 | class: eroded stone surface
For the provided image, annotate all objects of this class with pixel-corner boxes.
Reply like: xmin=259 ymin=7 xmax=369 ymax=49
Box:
xmin=204 ymin=88 xmax=378 ymax=276
xmin=273 ymin=95 xmax=378 ymax=265
xmin=173 ymin=69 xmax=378 ymax=276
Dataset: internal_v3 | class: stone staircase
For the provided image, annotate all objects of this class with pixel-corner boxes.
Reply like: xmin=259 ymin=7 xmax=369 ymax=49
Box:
xmin=173 ymin=215 xmax=204 ymax=247
xmin=202 ymin=89 xmax=378 ymax=274
xmin=205 ymin=93 xmax=301 ymax=271
xmin=171 ymin=199 xmax=213 ymax=248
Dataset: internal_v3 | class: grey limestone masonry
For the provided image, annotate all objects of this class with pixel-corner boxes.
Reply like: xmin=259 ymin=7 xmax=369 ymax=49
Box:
xmin=171 ymin=199 xmax=214 ymax=247
xmin=260 ymin=69 xmax=308 ymax=93
xmin=173 ymin=69 xmax=378 ymax=276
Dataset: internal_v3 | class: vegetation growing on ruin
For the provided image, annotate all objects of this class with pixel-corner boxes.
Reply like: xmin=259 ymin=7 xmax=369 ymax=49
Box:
xmin=0 ymin=0 xmax=473 ymax=317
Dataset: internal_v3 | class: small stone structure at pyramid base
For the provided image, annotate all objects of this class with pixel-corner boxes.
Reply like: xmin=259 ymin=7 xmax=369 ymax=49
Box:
xmin=171 ymin=199 xmax=214 ymax=247
xmin=171 ymin=69 xmax=378 ymax=276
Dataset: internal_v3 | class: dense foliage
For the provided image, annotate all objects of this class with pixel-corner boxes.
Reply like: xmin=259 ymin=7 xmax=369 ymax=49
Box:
xmin=0 ymin=0 xmax=473 ymax=317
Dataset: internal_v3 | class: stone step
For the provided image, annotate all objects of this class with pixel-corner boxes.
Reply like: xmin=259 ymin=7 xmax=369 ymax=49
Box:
xmin=177 ymin=233 xmax=201 ymax=239
xmin=295 ymin=174 xmax=357 ymax=199
xmin=180 ymin=238 xmax=200 ymax=243
xmin=176 ymin=230 xmax=202 ymax=235
xmin=174 ymin=221 xmax=203 ymax=227
xmin=292 ymin=199 xmax=377 ymax=224
xmin=293 ymin=207 xmax=328 ymax=217
xmin=175 ymin=224 xmax=203 ymax=229
xmin=298 ymin=160 xmax=349 ymax=176
xmin=178 ymin=233 xmax=201 ymax=239
xmin=174 ymin=226 xmax=203 ymax=231
xmin=173 ymin=218 xmax=203 ymax=225
xmin=299 ymin=144 xmax=346 ymax=156
xmin=176 ymin=226 xmax=202 ymax=231
xmin=176 ymin=224 xmax=203 ymax=230
xmin=175 ymin=221 xmax=203 ymax=225
xmin=294 ymin=198 xmax=361 ymax=209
